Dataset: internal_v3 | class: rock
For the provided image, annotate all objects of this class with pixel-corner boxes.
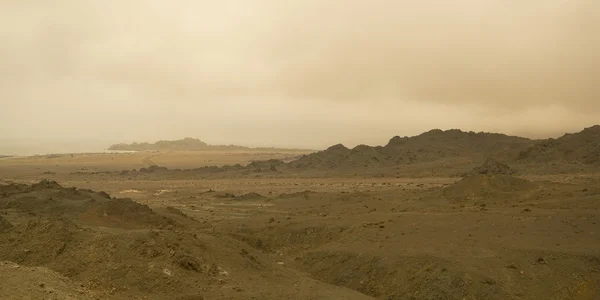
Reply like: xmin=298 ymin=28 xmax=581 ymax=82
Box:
xmin=536 ymin=257 xmax=547 ymax=265
xmin=471 ymin=158 xmax=514 ymax=176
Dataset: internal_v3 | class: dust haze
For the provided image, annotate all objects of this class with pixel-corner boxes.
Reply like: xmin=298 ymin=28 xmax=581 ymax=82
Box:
xmin=2 ymin=2 xmax=600 ymax=299
xmin=1 ymin=0 xmax=599 ymax=149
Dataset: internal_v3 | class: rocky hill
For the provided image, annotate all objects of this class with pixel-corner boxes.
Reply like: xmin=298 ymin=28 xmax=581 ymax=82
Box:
xmin=444 ymin=159 xmax=536 ymax=202
xmin=470 ymin=158 xmax=515 ymax=176
xmin=109 ymin=137 xmax=308 ymax=152
xmin=0 ymin=261 xmax=98 ymax=300
xmin=289 ymin=129 xmax=534 ymax=170
xmin=518 ymin=125 xmax=600 ymax=164
xmin=109 ymin=137 xmax=221 ymax=151
xmin=0 ymin=180 xmax=371 ymax=299
xmin=100 ymin=126 xmax=599 ymax=176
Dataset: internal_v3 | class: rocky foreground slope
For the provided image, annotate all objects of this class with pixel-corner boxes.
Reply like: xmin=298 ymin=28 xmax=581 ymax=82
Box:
xmin=0 ymin=181 xmax=372 ymax=300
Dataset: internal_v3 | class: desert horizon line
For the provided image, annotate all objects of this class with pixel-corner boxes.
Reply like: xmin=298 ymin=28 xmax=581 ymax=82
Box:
xmin=1 ymin=124 xmax=598 ymax=155
xmin=110 ymin=123 xmax=600 ymax=147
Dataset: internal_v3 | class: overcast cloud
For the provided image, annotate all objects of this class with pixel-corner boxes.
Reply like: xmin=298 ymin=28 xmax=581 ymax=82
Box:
xmin=1 ymin=0 xmax=599 ymax=150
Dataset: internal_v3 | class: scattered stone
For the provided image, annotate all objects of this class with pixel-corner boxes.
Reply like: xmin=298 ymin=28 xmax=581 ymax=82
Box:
xmin=536 ymin=257 xmax=547 ymax=265
xmin=215 ymin=193 xmax=236 ymax=199
xmin=471 ymin=158 xmax=514 ymax=175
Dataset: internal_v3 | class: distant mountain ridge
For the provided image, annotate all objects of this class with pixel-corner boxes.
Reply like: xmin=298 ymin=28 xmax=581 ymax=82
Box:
xmin=107 ymin=126 xmax=600 ymax=176
xmin=518 ymin=125 xmax=600 ymax=165
xmin=108 ymin=138 xmax=309 ymax=152
xmin=288 ymin=129 xmax=536 ymax=169
xmin=285 ymin=126 xmax=599 ymax=170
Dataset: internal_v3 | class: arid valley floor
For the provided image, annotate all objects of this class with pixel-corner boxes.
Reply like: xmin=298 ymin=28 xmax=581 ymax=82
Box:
xmin=0 ymin=128 xmax=599 ymax=300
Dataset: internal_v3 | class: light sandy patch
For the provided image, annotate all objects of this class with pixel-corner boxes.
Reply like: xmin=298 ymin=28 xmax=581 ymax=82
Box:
xmin=119 ymin=189 xmax=143 ymax=194
xmin=154 ymin=189 xmax=175 ymax=196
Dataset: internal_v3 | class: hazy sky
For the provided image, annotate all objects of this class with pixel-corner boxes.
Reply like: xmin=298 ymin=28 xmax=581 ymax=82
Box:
xmin=1 ymin=0 xmax=599 ymax=149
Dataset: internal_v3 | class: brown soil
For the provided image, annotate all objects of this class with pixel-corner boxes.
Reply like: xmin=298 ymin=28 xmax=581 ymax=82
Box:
xmin=0 ymin=125 xmax=599 ymax=299
xmin=81 ymin=197 xmax=177 ymax=229
xmin=0 ymin=181 xmax=373 ymax=299
xmin=235 ymin=192 xmax=268 ymax=201
xmin=0 ymin=215 xmax=12 ymax=231
xmin=0 ymin=261 xmax=97 ymax=300
xmin=443 ymin=174 xmax=537 ymax=202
